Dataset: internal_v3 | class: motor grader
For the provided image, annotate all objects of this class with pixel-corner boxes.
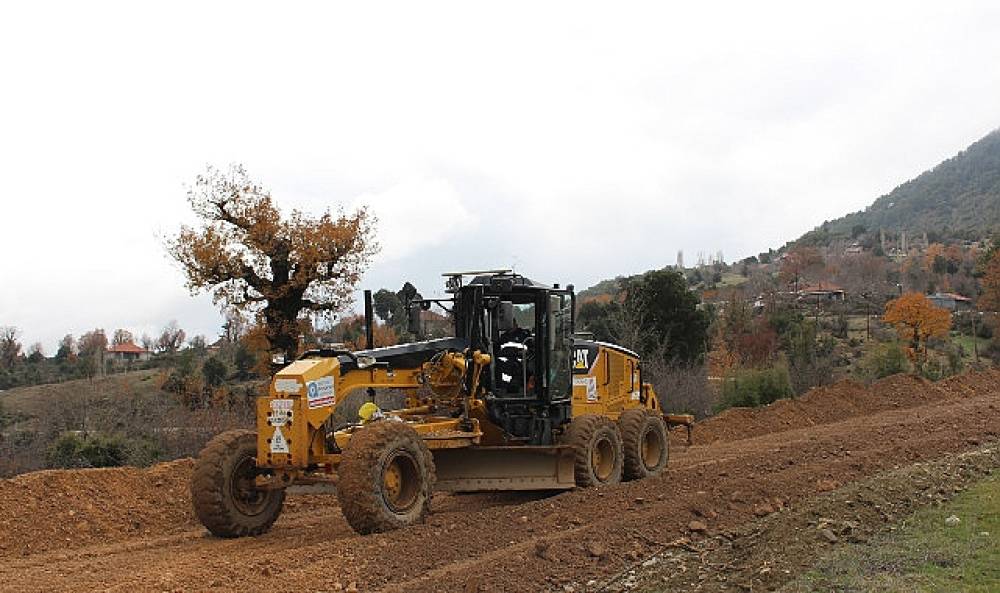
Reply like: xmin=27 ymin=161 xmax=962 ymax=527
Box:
xmin=191 ymin=271 xmax=692 ymax=536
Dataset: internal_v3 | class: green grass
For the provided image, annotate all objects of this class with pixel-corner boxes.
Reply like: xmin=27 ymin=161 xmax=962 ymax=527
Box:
xmin=788 ymin=474 xmax=1000 ymax=592
xmin=951 ymin=334 xmax=991 ymax=363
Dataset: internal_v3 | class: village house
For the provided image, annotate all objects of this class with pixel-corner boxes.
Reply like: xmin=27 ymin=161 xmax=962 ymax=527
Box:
xmin=106 ymin=342 xmax=152 ymax=363
xmin=928 ymin=292 xmax=974 ymax=312
xmin=798 ymin=283 xmax=846 ymax=302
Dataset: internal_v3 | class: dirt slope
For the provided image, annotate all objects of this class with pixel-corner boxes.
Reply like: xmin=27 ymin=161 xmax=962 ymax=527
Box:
xmin=1 ymin=371 xmax=999 ymax=592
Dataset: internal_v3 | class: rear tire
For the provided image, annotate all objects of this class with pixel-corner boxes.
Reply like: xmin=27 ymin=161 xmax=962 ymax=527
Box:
xmin=337 ymin=421 xmax=436 ymax=535
xmin=620 ymin=409 xmax=668 ymax=480
xmin=563 ymin=415 xmax=624 ymax=487
xmin=191 ymin=429 xmax=285 ymax=538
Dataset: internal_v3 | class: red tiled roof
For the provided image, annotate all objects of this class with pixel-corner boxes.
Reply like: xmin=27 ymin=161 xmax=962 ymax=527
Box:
xmin=932 ymin=292 xmax=972 ymax=302
xmin=107 ymin=342 xmax=149 ymax=354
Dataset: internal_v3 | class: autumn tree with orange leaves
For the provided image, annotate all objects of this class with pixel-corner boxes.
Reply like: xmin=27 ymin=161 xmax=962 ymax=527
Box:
xmin=167 ymin=165 xmax=377 ymax=360
xmin=978 ymin=252 xmax=1000 ymax=312
xmin=883 ymin=292 xmax=951 ymax=361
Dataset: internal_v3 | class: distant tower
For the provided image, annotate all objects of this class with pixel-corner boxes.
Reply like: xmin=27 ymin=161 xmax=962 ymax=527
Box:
xmin=676 ymin=250 xmax=684 ymax=269
xmin=880 ymin=228 xmax=886 ymax=251
xmin=901 ymin=231 xmax=907 ymax=253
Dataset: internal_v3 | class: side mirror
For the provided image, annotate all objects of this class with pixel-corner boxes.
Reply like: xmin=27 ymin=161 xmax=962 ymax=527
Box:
xmin=407 ymin=305 xmax=422 ymax=335
xmin=498 ymin=301 xmax=515 ymax=332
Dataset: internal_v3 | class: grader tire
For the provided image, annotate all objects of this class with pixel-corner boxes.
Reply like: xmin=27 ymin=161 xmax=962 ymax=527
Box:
xmin=191 ymin=429 xmax=285 ymax=538
xmin=564 ymin=415 xmax=624 ymax=487
xmin=620 ymin=409 xmax=669 ymax=481
xmin=337 ymin=421 xmax=436 ymax=535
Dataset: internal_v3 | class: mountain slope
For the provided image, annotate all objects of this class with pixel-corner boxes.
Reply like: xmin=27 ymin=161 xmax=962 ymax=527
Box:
xmin=800 ymin=128 xmax=1000 ymax=244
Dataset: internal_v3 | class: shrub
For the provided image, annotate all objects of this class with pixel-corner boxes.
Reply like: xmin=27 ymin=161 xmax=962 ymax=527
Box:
xmin=718 ymin=365 xmax=793 ymax=412
xmin=203 ymin=357 xmax=228 ymax=387
xmin=46 ymin=432 xmax=130 ymax=469
xmin=861 ymin=342 xmax=910 ymax=380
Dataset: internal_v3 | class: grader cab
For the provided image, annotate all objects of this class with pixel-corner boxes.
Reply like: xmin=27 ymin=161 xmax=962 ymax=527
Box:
xmin=191 ymin=271 xmax=692 ymax=536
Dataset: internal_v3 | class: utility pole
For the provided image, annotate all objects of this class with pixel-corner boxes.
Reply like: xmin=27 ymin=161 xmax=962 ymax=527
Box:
xmin=972 ymin=312 xmax=980 ymax=363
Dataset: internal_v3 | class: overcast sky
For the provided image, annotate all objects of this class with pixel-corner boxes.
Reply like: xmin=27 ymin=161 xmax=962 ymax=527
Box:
xmin=3 ymin=1 xmax=1000 ymax=352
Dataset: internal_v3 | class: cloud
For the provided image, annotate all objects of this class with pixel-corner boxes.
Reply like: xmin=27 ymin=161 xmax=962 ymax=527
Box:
xmin=2 ymin=1 xmax=1000 ymax=348
xmin=352 ymin=177 xmax=478 ymax=263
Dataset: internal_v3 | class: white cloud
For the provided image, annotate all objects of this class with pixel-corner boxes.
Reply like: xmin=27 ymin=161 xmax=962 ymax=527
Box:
xmin=352 ymin=177 xmax=478 ymax=263
xmin=1 ymin=1 xmax=999 ymax=348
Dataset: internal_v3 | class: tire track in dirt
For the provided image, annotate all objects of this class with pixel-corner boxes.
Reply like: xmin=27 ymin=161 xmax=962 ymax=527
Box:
xmin=0 ymin=371 xmax=998 ymax=592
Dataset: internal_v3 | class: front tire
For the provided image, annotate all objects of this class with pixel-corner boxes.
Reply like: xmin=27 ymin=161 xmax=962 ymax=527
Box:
xmin=620 ymin=409 xmax=669 ymax=480
xmin=337 ymin=421 xmax=436 ymax=535
xmin=191 ymin=429 xmax=285 ymax=538
xmin=564 ymin=415 xmax=624 ymax=487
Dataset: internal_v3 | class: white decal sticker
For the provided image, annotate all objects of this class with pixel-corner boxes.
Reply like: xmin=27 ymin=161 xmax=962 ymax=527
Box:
xmin=270 ymin=426 xmax=289 ymax=453
xmin=574 ymin=376 xmax=598 ymax=403
xmin=307 ymin=375 xmax=335 ymax=409
xmin=631 ymin=391 xmax=641 ymax=401
xmin=274 ymin=378 xmax=301 ymax=394
xmin=269 ymin=399 xmax=293 ymax=426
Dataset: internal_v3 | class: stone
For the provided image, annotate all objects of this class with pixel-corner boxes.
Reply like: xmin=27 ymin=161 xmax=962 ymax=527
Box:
xmin=945 ymin=515 xmax=961 ymax=527
xmin=688 ymin=520 xmax=708 ymax=533
xmin=586 ymin=541 xmax=606 ymax=558
xmin=819 ymin=528 xmax=839 ymax=543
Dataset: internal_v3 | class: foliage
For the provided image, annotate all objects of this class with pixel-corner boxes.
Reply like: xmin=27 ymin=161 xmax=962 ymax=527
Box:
xmin=979 ymin=251 xmax=1000 ymax=312
xmin=883 ymin=293 xmax=952 ymax=356
xmin=718 ymin=365 xmax=793 ymax=411
xmin=46 ymin=432 xmax=131 ymax=468
xmin=0 ymin=326 xmax=21 ymax=368
xmin=372 ymin=282 xmax=424 ymax=339
xmin=202 ymin=357 xmax=228 ymax=387
xmin=166 ymin=164 xmax=377 ymax=359
xmin=861 ymin=342 xmax=910 ymax=380
xmin=621 ymin=269 xmax=710 ymax=363
xmin=783 ymin=319 xmax=836 ymax=394
xmin=578 ymin=270 xmax=709 ymax=364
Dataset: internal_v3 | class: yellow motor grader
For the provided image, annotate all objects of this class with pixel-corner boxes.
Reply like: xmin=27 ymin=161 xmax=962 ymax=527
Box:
xmin=191 ymin=271 xmax=693 ymax=536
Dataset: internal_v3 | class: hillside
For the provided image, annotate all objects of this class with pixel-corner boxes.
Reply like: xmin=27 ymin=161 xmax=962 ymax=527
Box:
xmin=799 ymin=128 xmax=1000 ymax=245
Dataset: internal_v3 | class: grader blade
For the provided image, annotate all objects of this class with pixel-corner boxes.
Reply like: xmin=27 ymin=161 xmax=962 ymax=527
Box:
xmin=432 ymin=445 xmax=576 ymax=492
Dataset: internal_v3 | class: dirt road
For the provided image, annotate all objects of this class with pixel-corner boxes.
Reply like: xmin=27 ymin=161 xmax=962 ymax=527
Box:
xmin=2 ymin=371 xmax=999 ymax=592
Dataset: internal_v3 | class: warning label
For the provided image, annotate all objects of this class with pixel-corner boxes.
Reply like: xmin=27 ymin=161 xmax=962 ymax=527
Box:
xmin=274 ymin=378 xmax=301 ymax=394
xmin=307 ymin=376 xmax=335 ymax=409
xmin=268 ymin=399 xmax=293 ymax=426
xmin=270 ymin=426 xmax=289 ymax=454
xmin=574 ymin=376 xmax=598 ymax=402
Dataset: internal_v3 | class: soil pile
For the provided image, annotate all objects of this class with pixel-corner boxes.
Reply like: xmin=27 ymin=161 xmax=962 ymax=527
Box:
xmin=0 ymin=458 xmax=196 ymax=557
xmin=692 ymin=370 xmax=1000 ymax=445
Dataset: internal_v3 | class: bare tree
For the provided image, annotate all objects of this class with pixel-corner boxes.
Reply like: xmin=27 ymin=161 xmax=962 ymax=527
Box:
xmin=221 ymin=311 xmax=246 ymax=343
xmin=157 ymin=321 xmax=186 ymax=353
xmin=140 ymin=333 xmax=155 ymax=351
xmin=112 ymin=328 xmax=135 ymax=346
xmin=189 ymin=334 xmax=208 ymax=353
xmin=78 ymin=329 xmax=108 ymax=378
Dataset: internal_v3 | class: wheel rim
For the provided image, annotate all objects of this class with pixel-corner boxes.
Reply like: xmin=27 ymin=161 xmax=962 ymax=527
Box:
xmin=592 ymin=435 xmax=616 ymax=481
xmin=640 ymin=424 xmax=663 ymax=470
xmin=381 ymin=449 xmax=421 ymax=513
xmin=229 ymin=455 xmax=269 ymax=516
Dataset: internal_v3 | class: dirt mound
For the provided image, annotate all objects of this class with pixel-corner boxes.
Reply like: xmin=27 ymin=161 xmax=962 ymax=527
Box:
xmin=0 ymin=373 xmax=998 ymax=592
xmin=691 ymin=371 xmax=992 ymax=445
xmin=0 ymin=458 xmax=196 ymax=557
